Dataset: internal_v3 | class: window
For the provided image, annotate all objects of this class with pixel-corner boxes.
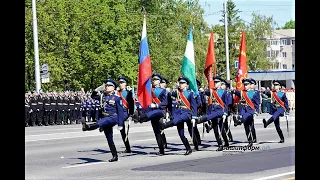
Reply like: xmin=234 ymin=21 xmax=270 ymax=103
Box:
xmin=292 ymin=64 xmax=295 ymax=69
xmin=281 ymin=39 xmax=287 ymax=45
xmin=267 ymin=51 xmax=271 ymax=57
xmin=283 ymin=64 xmax=287 ymax=69
xmin=275 ymin=50 xmax=279 ymax=57
xmin=282 ymin=52 xmax=287 ymax=57
xmin=271 ymin=50 xmax=275 ymax=57
xmin=291 ymin=39 xmax=295 ymax=44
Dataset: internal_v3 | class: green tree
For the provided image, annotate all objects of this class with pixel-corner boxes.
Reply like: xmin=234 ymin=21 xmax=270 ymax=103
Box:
xmin=283 ymin=20 xmax=295 ymax=29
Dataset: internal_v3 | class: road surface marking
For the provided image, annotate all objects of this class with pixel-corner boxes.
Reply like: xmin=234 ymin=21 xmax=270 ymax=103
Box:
xmin=253 ymin=171 xmax=295 ymax=180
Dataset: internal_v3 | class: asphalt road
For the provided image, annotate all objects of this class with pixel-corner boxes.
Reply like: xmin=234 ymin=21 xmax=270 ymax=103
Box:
xmin=25 ymin=113 xmax=295 ymax=180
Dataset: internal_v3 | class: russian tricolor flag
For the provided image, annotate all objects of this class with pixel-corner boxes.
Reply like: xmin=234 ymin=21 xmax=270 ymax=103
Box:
xmin=137 ymin=15 xmax=152 ymax=110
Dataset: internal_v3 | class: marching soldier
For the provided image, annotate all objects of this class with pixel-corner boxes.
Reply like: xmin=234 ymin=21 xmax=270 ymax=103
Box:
xmin=220 ymin=79 xmax=233 ymax=142
xmin=232 ymin=78 xmax=260 ymax=147
xmin=81 ymin=78 xmax=124 ymax=162
xmin=195 ymin=76 xmax=230 ymax=151
xmin=248 ymin=78 xmax=258 ymax=143
xmin=159 ymin=75 xmax=169 ymax=148
xmin=116 ymin=76 xmax=134 ymax=153
xmin=159 ymin=76 xmax=197 ymax=155
xmin=132 ymin=73 xmax=167 ymax=155
xmin=262 ymin=80 xmax=289 ymax=143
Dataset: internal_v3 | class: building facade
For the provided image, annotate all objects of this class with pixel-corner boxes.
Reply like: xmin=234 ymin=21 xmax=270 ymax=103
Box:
xmin=265 ymin=29 xmax=295 ymax=71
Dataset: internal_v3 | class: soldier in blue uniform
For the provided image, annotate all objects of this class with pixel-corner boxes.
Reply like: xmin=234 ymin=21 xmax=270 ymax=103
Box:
xmin=195 ymin=76 xmax=230 ymax=151
xmin=184 ymin=79 xmax=202 ymax=148
xmin=159 ymin=75 xmax=169 ymax=148
xmin=262 ymin=80 xmax=289 ymax=143
xmin=248 ymin=78 xmax=258 ymax=143
xmin=133 ymin=73 xmax=167 ymax=155
xmin=116 ymin=76 xmax=134 ymax=153
xmin=218 ymin=79 xmax=234 ymax=142
xmin=160 ymin=76 xmax=197 ymax=155
xmin=232 ymin=78 xmax=260 ymax=147
xmin=81 ymin=79 xmax=124 ymax=162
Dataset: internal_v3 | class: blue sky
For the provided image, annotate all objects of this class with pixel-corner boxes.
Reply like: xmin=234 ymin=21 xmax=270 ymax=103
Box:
xmin=199 ymin=0 xmax=295 ymax=28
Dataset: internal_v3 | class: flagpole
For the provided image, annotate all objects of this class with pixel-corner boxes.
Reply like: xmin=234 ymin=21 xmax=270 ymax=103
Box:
xmin=224 ymin=0 xmax=230 ymax=81
xmin=32 ymin=0 xmax=41 ymax=92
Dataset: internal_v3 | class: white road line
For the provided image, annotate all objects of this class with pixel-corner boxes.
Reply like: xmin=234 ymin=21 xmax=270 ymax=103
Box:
xmin=62 ymin=161 xmax=108 ymax=168
xmin=253 ymin=171 xmax=295 ymax=180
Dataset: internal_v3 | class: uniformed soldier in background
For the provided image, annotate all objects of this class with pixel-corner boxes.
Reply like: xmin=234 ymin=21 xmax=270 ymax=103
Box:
xmin=29 ymin=91 xmax=38 ymax=126
xmin=74 ymin=92 xmax=82 ymax=124
xmin=43 ymin=91 xmax=51 ymax=126
xmin=25 ymin=93 xmax=31 ymax=127
xmin=37 ymin=92 xmax=45 ymax=126
xmin=49 ymin=92 xmax=57 ymax=125
xmin=56 ymin=92 xmax=64 ymax=125
xmin=68 ymin=92 xmax=76 ymax=124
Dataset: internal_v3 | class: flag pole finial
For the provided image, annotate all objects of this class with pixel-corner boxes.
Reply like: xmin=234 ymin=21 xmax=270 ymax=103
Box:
xmin=142 ymin=6 xmax=146 ymax=15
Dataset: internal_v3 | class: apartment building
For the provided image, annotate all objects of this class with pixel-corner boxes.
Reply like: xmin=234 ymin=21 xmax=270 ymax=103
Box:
xmin=266 ymin=29 xmax=295 ymax=70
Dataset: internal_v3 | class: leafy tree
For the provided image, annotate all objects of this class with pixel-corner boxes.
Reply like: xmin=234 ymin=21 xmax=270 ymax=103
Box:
xmin=283 ymin=20 xmax=295 ymax=29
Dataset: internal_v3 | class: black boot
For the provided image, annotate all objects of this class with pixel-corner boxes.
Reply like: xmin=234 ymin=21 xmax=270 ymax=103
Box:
xmin=205 ymin=121 xmax=212 ymax=133
xmin=277 ymin=129 xmax=285 ymax=143
xmin=181 ymin=137 xmax=192 ymax=155
xmin=161 ymin=133 xmax=168 ymax=149
xmin=216 ymin=145 xmax=223 ymax=151
xmin=155 ymin=134 xmax=165 ymax=155
xmin=108 ymin=144 xmax=118 ymax=162
xmin=263 ymin=117 xmax=273 ymax=128
xmin=138 ymin=113 xmax=148 ymax=123
xmin=252 ymin=129 xmax=257 ymax=143
xmin=123 ymin=140 xmax=131 ymax=153
xmin=82 ymin=123 xmax=99 ymax=131
xmin=195 ymin=129 xmax=201 ymax=145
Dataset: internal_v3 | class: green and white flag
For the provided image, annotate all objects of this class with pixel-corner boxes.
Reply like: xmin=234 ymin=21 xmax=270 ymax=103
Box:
xmin=180 ymin=24 xmax=199 ymax=95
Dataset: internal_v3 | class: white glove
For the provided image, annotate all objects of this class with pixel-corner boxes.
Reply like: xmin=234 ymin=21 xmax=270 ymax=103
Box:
xmin=96 ymin=108 xmax=98 ymax=111
xmin=117 ymin=126 xmax=123 ymax=131
xmin=75 ymin=108 xmax=77 ymax=110
xmin=150 ymin=103 xmax=158 ymax=108
xmin=37 ymin=109 xmax=39 ymax=111
xmin=222 ymin=115 xmax=227 ymax=120
xmin=285 ymin=113 xmax=289 ymax=119
xmin=191 ymin=119 xmax=196 ymax=125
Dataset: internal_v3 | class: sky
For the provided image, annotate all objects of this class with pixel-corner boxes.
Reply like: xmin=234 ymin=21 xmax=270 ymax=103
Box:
xmin=199 ymin=0 xmax=295 ymax=28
